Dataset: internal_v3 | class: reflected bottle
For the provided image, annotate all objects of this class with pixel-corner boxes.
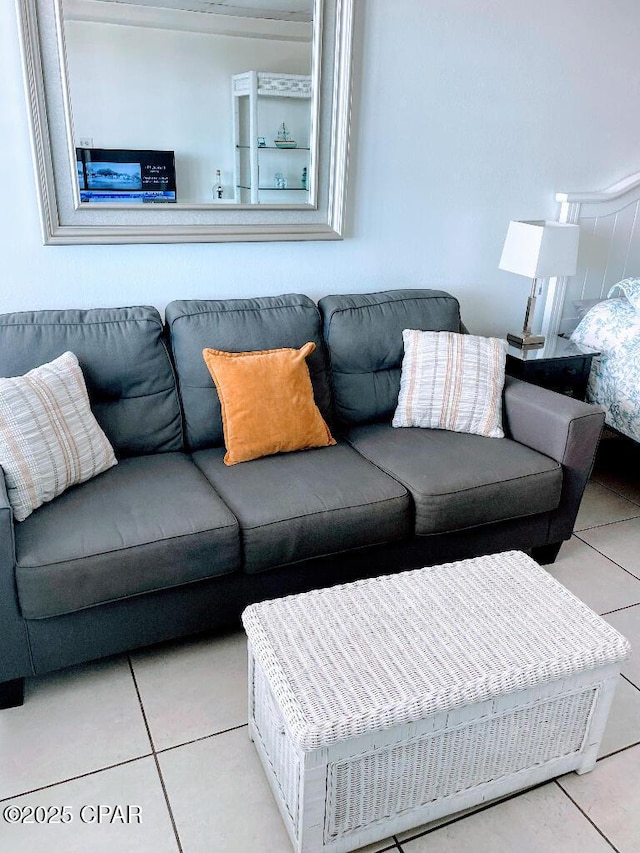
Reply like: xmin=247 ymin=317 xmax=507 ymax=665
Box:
xmin=214 ymin=169 xmax=223 ymax=200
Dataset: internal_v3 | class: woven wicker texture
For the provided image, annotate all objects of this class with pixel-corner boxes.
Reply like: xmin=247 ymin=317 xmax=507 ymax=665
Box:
xmin=253 ymin=661 xmax=301 ymax=832
xmin=242 ymin=551 xmax=630 ymax=750
xmin=326 ymin=686 xmax=596 ymax=838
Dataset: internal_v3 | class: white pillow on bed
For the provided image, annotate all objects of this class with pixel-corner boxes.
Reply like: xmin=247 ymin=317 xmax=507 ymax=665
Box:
xmin=573 ymin=298 xmax=605 ymax=321
xmin=607 ymin=277 xmax=640 ymax=311
xmin=571 ymin=294 xmax=640 ymax=353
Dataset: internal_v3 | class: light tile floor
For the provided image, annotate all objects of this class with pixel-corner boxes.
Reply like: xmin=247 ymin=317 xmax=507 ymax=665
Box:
xmin=1 ymin=434 xmax=639 ymax=852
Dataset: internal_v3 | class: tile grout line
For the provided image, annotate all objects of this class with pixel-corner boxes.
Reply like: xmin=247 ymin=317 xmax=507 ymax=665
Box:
xmin=155 ymin=722 xmax=249 ymax=756
xmin=591 ymin=474 xmax=640 ymax=510
xmin=620 ymin=673 xmax=640 ymax=693
xmin=127 ymin=656 xmax=184 ymax=853
xmin=591 ymin=470 xmax=640 ymax=498
xmin=576 ymin=470 xmax=640 ymax=530
xmin=598 ymin=736 xmax=640 ymax=763
xmin=572 ymin=531 xmax=640 ymax=584
xmin=0 ymin=754 xmax=154 ymax=803
xmin=601 ymin=601 xmax=640 ymax=616
xmin=126 ymin=657 xmax=157 ymax=755
xmin=389 ymin=780 xmax=551 ymax=846
xmin=575 ymin=512 xmax=640 ymax=533
xmin=554 ymin=780 xmax=622 ymax=853
xmin=573 ymin=506 xmax=640 ymax=533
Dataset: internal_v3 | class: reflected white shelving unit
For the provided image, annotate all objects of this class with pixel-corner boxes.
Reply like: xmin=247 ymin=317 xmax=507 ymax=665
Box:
xmin=232 ymin=71 xmax=312 ymax=204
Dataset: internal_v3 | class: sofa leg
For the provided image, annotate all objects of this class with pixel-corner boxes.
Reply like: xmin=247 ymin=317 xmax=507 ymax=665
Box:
xmin=0 ymin=677 xmax=25 ymax=709
xmin=531 ymin=542 xmax=563 ymax=565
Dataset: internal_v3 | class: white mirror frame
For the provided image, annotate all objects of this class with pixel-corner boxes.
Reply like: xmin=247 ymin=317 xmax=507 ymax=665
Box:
xmin=15 ymin=0 xmax=354 ymax=245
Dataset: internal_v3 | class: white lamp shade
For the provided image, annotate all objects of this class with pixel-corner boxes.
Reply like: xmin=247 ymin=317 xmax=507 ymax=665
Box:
xmin=499 ymin=220 xmax=580 ymax=279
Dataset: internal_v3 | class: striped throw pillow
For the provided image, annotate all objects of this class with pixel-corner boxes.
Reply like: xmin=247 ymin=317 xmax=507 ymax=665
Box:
xmin=392 ymin=330 xmax=507 ymax=438
xmin=0 ymin=351 xmax=117 ymax=522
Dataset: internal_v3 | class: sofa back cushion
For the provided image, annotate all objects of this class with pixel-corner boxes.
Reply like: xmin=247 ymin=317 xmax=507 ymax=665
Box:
xmin=318 ymin=289 xmax=462 ymax=426
xmin=0 ymin=307 xmax=183 ymax=456
xmin=166 ymin=295 xmax=333 ymax=450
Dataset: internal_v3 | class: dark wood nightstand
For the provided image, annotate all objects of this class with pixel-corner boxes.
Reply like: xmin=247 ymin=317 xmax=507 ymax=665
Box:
xmin=505 ymin=337 xmax=600 ymax=400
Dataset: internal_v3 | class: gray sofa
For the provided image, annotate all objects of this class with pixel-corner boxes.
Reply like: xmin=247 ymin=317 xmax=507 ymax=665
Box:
xmin=0 ymin=289 xmax=604 ymax=708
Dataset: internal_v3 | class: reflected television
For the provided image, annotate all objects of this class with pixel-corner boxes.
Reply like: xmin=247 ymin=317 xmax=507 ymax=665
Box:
xmin=76 ymin=148 xmax=177 ymax=203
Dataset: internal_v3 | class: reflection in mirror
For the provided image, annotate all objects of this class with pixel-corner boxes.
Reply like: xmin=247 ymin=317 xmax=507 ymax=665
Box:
xmin=15 ymin=0 xmax=353 ymax=243
xmin=62 ymin=0 xmax=315 ymax=206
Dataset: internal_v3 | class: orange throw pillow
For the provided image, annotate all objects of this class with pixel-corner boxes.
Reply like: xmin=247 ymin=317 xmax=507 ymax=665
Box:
xmin=202 ymin=342 xmax=336 ymax=465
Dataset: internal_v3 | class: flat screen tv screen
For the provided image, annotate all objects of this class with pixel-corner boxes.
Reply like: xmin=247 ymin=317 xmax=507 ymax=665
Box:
xmin=76 ymin=148 xmax=177 ymax=203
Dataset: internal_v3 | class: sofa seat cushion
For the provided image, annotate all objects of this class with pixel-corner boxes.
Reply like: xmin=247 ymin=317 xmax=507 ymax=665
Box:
xmin=192 ymin=443 xmax=411 ymax=574
xmin=345 ymin=423 xmax=562 ymax=535
xmin=14 ymin=453 xmax=241 ymax=619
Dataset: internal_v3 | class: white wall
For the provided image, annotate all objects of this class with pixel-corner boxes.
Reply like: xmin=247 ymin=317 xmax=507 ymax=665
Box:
xmin=64 ymin=21 xmax=311 ymax=202
xmin=2 ymin=0 xmax=640 ymax=337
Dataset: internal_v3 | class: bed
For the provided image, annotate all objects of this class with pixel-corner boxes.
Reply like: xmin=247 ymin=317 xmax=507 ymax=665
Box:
xmin=539 ymin=171 xmax=640 ymax=442
xmin=569 ymin=279 xmax=640 ymax=442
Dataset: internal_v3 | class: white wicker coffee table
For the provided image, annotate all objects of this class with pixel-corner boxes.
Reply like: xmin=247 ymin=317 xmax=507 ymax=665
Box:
xmin=242 ymin=551 xmax=629 ymax=853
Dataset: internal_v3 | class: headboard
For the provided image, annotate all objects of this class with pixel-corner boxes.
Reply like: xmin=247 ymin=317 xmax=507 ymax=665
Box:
xmin=540 ymin=171 xmax=640 ymax=337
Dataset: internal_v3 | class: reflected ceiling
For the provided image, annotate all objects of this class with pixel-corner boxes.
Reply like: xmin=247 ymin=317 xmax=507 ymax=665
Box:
xmin=103 ymin=0 xmax=314 ymax=21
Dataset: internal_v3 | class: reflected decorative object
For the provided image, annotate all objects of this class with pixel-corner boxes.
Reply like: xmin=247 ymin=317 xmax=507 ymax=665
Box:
xmin=233 ymin=71 xmax=311 ymax=204
xmin=499 ymin=220 xmax=580 ymax=349
xmin=301 ymin=167 xmax=308 ymax=190
xmin=274 ymin=123 xmax=297 ymax=148
xmin=274 ymin=172 xmax=287 ymax=189
xmin=257 ymin=137 xmax=266 ymax=148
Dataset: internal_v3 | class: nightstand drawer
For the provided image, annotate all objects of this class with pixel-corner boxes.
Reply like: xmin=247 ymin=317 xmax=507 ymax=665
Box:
xmin=506 ymin=353 xmax=595 ymax=399
xmin=526 ymin=357 xmax=585 ymax=388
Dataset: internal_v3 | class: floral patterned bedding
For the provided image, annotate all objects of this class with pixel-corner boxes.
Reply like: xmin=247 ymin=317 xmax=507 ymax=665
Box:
xmin=570 ymin=278 xmax=640 ymax=443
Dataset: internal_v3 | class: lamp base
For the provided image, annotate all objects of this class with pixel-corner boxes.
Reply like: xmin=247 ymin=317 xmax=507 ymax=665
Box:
xmin=507 ymin=331 xmax=545 ymax=349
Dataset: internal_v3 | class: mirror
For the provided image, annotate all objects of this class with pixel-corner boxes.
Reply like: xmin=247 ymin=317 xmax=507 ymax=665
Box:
xmin=63 ymin=0 xmax=315 ymax=207
xmin=15 ymin=0 xmax=354 ymax=244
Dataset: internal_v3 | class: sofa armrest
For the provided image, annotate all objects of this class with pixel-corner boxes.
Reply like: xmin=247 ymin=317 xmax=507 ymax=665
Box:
xmin=503 ymin=376 xmax=605 ymax=542
xmin=0 ymin=472 xmax=33 ymax=684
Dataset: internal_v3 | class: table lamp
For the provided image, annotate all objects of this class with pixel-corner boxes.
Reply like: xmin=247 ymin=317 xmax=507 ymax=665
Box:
xmin=499 ymin=220 xmax=580 ymax=348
